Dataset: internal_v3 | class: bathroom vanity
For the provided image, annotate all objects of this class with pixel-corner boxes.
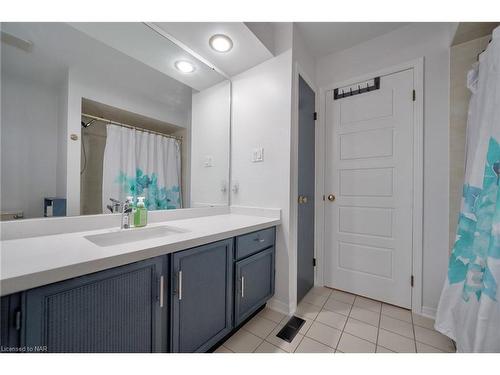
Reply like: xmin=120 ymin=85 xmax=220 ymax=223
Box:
xmin=0 ymin=22 xmax=280 ymax=354
xmin=0 ymin=213 xmax=278 ymax=353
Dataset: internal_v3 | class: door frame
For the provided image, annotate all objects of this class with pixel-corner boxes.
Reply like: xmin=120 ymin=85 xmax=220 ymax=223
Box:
xmin=290 ymin=62 xmax=319 ymax=312
xmin=318 ymin=58 xmax=424 ymax=314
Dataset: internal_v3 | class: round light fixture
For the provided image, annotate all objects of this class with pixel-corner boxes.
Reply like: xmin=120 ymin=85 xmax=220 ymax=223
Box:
xmin=209 ymin=34 xmax=233 ymax=53
xmin=175 ymin=60 xmax=195 ymax=73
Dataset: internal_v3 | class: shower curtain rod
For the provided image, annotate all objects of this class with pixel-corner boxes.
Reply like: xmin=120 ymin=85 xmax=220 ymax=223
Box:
xmin=81 ymin=113 xmax=183 ymax=141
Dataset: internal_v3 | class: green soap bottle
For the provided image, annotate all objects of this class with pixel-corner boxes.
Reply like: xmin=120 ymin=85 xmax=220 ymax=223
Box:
xmin=134 ymin=196 xmax=147 ymax=227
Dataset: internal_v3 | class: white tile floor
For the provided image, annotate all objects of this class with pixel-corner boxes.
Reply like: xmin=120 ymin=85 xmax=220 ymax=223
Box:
xmin=215 ymin=286 xmax=456 ymax=353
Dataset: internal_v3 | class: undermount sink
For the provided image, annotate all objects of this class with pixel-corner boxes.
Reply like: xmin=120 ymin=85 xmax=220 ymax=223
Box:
xmin=85 ymin=225 xmax=188 ymax=247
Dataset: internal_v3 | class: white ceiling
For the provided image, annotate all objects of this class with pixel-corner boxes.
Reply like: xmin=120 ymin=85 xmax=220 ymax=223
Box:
xmin=82 ymin=99 xmax=182 ymax=134
xmin=69 ymin=23 xmax=226 ymax=91
xmin=1 ymin=23 xmax=193 ymax=117
xmin=296 ymin=22 xmax=410 ymax=58
xmin=154 ymin=22 xmax=274 ymax=77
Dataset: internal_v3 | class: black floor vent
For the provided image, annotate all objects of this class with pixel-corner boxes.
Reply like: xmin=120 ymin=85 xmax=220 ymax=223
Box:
xmin=276 ymin=316 xmax=305 ymax=343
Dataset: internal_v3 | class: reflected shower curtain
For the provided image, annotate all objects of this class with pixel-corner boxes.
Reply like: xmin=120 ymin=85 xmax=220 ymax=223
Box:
xmin=435 ymin=27 xmax=500 ymax=352
xmin=102 ymin=124 xmax=182 ymax=212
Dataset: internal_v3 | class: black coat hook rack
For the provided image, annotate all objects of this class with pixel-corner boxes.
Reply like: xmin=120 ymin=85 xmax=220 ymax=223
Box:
xmin=334 ymin=77 xmax=380 ymax=100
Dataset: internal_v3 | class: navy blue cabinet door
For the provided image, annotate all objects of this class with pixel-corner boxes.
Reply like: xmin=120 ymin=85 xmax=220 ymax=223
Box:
xmin=23 ymin=256 xmax=166 ymax=353
xmin=1 ymin=293 xmax=21 ymax=351
xmin=171 ymin=239 xmax=233 ymax=353
xmin=234 ymin=247 xmax=275 ymax=326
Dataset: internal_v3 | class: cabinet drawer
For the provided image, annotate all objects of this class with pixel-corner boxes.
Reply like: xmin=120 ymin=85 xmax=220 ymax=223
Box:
xmin=235 ymin=227 xmax=275 ymax=260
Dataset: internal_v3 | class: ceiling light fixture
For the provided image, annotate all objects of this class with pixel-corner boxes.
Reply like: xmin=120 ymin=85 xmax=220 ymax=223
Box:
xmin=175 ymin=60 xmax=195 ymax=73
xmin=209 ymin=34 xmax=233 ymax=53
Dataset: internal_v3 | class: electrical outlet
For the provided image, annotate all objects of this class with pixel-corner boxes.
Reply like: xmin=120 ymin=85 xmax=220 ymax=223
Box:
xmin=232 ymin=181 xmax=239 ymax=193
xmin=220 ymin=180 xmax=227 ymax=193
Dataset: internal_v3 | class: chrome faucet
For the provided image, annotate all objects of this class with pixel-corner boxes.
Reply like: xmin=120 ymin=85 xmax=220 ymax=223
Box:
xmin=120 ymin=197 xmax=134 ymax=229
xmin=107 ymin=198 xmax=121 ymax=213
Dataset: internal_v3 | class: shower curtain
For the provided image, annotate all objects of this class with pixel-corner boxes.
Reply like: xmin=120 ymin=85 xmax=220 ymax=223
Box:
xmin=102 ymin=124 xmax=182 ymax=212
xmin=435 ymin=27 xmax=500 ymax=352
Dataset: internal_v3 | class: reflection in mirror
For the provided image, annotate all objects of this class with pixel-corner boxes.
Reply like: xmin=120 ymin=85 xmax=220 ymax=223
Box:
xmin=1 ymin=22 xmax=230 ymax=219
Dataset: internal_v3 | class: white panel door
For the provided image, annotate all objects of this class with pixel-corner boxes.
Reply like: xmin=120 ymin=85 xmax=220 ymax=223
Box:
xmin=324 ymin=69 xmax=414 ymax=308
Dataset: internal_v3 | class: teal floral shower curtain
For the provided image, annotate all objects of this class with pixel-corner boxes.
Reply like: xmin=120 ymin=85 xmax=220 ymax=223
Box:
xmin=102 ymin=124 xmax=182 ymax=212
xmin=435 ymin=27 xmax=500 ymax=352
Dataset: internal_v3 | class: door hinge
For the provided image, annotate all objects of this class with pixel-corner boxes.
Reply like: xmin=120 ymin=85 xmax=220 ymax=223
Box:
xmin=411 ymin=275 xmax=414 ymax=287
xmin=313 ymin=112 xmax=318 ymax=121
xmin=412 ymin=90 xmax=416 ymax=101
xmin=15 ymin=310 xmax=22 ymax=331
xmin=313 ymin=258 xmax=317 ymax=267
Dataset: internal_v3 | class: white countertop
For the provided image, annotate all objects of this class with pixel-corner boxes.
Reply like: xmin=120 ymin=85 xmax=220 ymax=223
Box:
xmin=0 ymin=213 xmax=280 ymax=296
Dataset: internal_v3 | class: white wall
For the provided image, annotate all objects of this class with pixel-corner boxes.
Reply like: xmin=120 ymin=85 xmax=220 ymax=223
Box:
xmin=292 ymin=25 xmax=316 ymax=82
xmin=64 ymin=68 xmax=192 ymax=215
xmin=1 ymin=75 xmax=60 ymax=218
xmin=316 ymin=23 xmax=457 ymax=315
xmin=449 ymin=35 xmax=491 ymax=251
xmin=231 ymin=50 xmax=293 ymax=313
xmin=56 ymin=75 xmax=68 ymax=199
xmin=190 ymin=80 xmax=230 ymax=207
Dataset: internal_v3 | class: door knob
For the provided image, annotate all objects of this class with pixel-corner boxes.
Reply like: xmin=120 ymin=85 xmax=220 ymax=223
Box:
xmin=298 ymin=195 xmax=308 ymax=204
xmin=327 ymin=194 xmax=336 ymax=202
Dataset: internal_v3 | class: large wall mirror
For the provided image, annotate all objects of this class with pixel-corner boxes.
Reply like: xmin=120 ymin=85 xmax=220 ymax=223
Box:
xmin=1 ymin=22 xmax=230 ymax=219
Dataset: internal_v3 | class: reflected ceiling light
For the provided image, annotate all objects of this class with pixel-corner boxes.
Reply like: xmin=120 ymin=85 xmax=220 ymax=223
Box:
xmin=175 ymin=60 xmax=195 ymax=73
xmin=209 ymin=34 xmax=233 ymax=53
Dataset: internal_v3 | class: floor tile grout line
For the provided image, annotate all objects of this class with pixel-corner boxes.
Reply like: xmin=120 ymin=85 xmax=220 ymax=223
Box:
xmin=379 ymin=313 xmax=416 ymax=340
xmin=252 ymin=338 xmax=277 ymax=353
xmin=376 ymin=344 xmax=395 ymax=353
xmin=375 ymin=302 xmax=383 ymax=349
xmin=257 ymin=313 xmax=286 ymax=325
xmin=239 ymin=326 xmax=268 ymax=341
xmin=334 ymin=295 xmax=356 ymax=351
xmin=378 ymin=327 xmax=422 ymax=353
xmin=251 ymin=338 xmax=265 ymax=353
xmin=340 ymin=328 xmax=378 ymax=347
xmin=327 ymin=290 xmax=356 ymax=305
xmin=257 ymin=310 xmax=288 ymax=325
xmin=295 ymin=333 xmax=337 ymax=352
xmin=298 ymin=291 xmax=343 ymax=352
xmin=413 ymin=338 xmax=454 ymax=353
xmin=380 ymin=311 xmax=414 ymax=324
xmin=314 ymin=317 xmax=378 ymax=346
xmin=293 ymin=335 xmax=306 ymax=353
xmin=315 ymin=314 xmax=349 ymax=332
xmin=297 ymin=289 xmax=343 ymax=352
xmin=291 ymin=310 xmax=319 ymax=354
xmin=377 ymin=327 xmax=415 ymax=341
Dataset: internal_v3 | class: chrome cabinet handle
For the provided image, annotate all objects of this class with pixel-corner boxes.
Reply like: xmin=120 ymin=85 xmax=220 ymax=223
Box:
xmin=159 ymin=275 xmax=164 ymax=308
xmin=254 ymin=238 xmax=265 ymax=243
xmin=241 ymin=276 xmax=245 ymax=298
xmin=178 ymin=271 xmax=183 ymax=301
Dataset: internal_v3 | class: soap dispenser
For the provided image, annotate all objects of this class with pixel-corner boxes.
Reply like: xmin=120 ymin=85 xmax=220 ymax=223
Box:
xmin=134 ymin=196 xmax=147 ymax=227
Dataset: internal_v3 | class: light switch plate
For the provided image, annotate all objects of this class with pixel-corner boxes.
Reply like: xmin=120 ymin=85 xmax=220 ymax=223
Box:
xmin=204 ymin=156 xmax=213 ymax=167
xmin=252 ymin=147 xmax=264 ymax=162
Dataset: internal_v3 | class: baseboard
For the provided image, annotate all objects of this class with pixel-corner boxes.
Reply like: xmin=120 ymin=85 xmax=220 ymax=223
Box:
xmin=421 ymin=306 xmax=437 ymax=319
xmin=267 ymin=297 xmax=290 ymax=316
